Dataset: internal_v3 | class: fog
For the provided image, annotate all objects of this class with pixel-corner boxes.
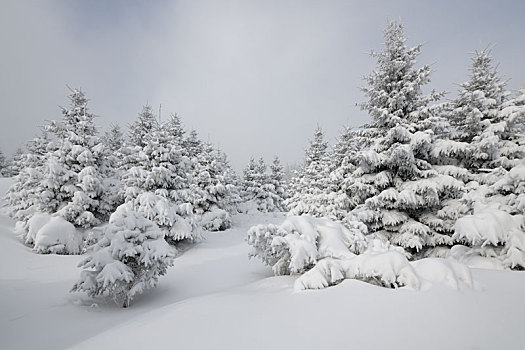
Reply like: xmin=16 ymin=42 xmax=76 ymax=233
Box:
xmin=1 ymin=0 xmax=524 ymax=171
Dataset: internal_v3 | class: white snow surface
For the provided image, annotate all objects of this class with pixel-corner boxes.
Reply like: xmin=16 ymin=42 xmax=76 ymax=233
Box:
xmin=1 ymin=178 xmax=525 ymax=349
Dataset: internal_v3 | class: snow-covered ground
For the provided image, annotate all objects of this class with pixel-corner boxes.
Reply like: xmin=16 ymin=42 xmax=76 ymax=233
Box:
xmin=1 ymin=177 xmax=525 ymax=350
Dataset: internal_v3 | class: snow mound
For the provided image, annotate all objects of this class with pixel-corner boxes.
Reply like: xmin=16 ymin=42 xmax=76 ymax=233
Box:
xmin=26 ymin=213 xmax=82 ymax=254
xmin=248 ymin=216 xmax=473 ymax=291
xmin=453 ymin=204 xmax=525 ymax=268
xmin=247 ymin=216 xmax=367 ymax=275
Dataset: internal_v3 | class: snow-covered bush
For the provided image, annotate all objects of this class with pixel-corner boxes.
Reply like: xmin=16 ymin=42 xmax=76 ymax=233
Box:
xmin=24 ymin=213 xmax=82 ymax=254
xmin=247 ymin=216 xmax=473 ymax=291
xmin=248 ymin=216 xmax=368 ymax=275
xmin=71 ymin=205 xmax=175 ymax=307
xmin=453 ymin=203 xmax=525 ymax=269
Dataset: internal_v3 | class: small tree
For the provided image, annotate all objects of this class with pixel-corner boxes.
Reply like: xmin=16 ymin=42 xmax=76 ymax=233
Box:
xmin=128 ymin=105 xmax=158 ymax=148
xmin=286 ymin=126 xmax=330 ymax=217
xmin=122 ymin=120 xmax=197 ymax=243
xmin=0 ymin=148 xmax=6 ymax=176
xmin=71 ymin=205 xmax=175 ymax=307
xmin=267 ymin=156 xmax=289 ymax=212
xmin=445 ymin=48 xmax=523 ymax=174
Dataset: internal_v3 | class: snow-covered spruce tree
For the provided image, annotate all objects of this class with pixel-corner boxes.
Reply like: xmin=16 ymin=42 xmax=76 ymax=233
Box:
xmin=0 ymin=148 xmax=6 ymax=176
xmin=128 ymin=104 xmax=158 ymax=148
xmin=445 ymin=49 xmax=524 ymax=175
xmin=165 ymin=113 xmax=185 ymax=144
xmin=241 ymin=157 xmax=277 ymax=212
xmin=5 ymin=130 xmax=51 ymax=224
xmin=183 ymin=129 xmax=203 ymax=159
xmin=122 ymin=119 xmax=198 ymax=244
xmin=120 ymin=105 xmax=160 ymax=175
xmin=103 ymin=123 xmax=125 ymax=154
xmin=267 ymin=156 xmax=289 ymax=212
xmin=1 ymin=147 xmax=24 ymax=177
xmin=48 ymin=88 xmax=115 ymax=229
xmin=316 ymin=126 xmax=363 ymax=221
xmin=348 ymin=21 xmax=466 ymax=255
xmin=71 ymin=204 xmax=175 ymax=308
xmin=188 ymin=141 xmax=241 ymax=230
xmin=286 ymin=126 xmax=331 ymax=217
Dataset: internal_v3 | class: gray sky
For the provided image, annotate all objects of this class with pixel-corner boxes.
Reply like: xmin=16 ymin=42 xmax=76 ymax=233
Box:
xmin=1 ymin=0 xmax=524 ymax=171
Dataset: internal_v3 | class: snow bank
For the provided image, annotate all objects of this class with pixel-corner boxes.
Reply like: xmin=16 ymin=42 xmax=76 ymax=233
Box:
xmin=248 ymin=216 xmax=473 ymax=291
xmin=26 ymin=213 xmax=82 ymax=254
xmin=453 ymin=204 xmax=525 ymax=268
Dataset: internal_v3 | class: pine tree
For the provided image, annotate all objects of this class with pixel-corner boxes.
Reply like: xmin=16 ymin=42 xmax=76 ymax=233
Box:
xmin=0 ymin=149 xmax=6 ymax=176
xmin=286 ymin=126 xmax=330 ymax=216
xmin=122 ymin=120 xmax=197 ymax=244
xmin=165 ymin=113 xmax=185 ymax=144
xmin=188 ymin=142 xmax=240 ymax=230
xmin=347 ymin=21 xmax=465 ymax=254
xmin=268 ymin=156 xmax=289 ymax=212
xmin=103 ymin=123 xmax=124 ymax=153
xmin=128 ymin=105 xmax=158 ymax=148
xmin=320 ymin=127 xmax=362 ymax=221
xmin=6 ymin=130 xmax=51 ymax=223
xmin=183 ymin=129 xmax=203 ymax=159
xmin=4 ymin=147 xmax=25 ymax=177
xmin=17 ymin=88 xmax=115 ymax=238
xmin=445 ymin=48 xmax=523 ymax=174
xmin=71 ymin=204 xmax=175 ymax=307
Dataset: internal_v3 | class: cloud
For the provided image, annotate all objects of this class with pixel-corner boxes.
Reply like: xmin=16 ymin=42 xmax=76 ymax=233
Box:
xmin=1 ymin=0 xmax=524 ymax=172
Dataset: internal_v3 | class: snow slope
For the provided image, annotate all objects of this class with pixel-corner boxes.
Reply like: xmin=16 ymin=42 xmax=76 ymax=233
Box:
xmin=1 ymin=177 xmax=525 ymax=349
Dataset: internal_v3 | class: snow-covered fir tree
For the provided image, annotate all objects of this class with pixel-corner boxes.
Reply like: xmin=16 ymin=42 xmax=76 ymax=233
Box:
xmin=241 ymin=157 xmax=280 ymax=212
xmin=71 ymin=204 xmax=175 ymax=307
xmin=102 ymin=123 xmax=125 ymax=153
xmin=6 ymin=130 xmax=51 ymax=224
xmin=318 ymin=126 xmax=362 ymax=221
xmin=122 ymin=119 xmax=198 ymax=244
xmin=286 ymin=126 xmax=330 ymax=217
xmin=188 ymin=141 xmax=241 ymax=230
xmin=12 ymin=88 xmax=117 ymax=251
xmin=128 ymin=105 xmax=158 ymax=148
xmin=347 ymin=21 xmax=465 ymax=254
xmin=0 ymin=147 xmax=24 ymax=177
xmin=267 ymin=156 xmax=289 ymax=212
xmin=165 ymin=113 xmax=185 ymax=144
xmin=0 ymin=149 xmax=6 ymax=176
xmin=444 ymin=48 xmax=524 ymax=174
xmin=183 ymin=129 xmax=203 ymax=159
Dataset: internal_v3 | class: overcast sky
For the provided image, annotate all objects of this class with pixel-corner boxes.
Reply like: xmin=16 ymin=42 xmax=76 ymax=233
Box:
xmin=1 ymin=0 xmax=524 ymax=171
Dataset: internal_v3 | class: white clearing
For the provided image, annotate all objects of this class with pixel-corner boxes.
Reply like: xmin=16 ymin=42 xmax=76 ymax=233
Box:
xmin=1 ymin=178 xmax=525 ymax=350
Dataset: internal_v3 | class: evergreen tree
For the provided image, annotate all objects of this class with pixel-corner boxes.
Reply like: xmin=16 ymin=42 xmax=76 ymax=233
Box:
xmin=103 ymin=123 xmax=124 ymax=153
xmin=183 ymin=129 xmax=203 ymax=159
xmin=6 ymin=130 xmax=51 ymax=223
xmin=286 ymin=126 xmax=330 ymax=216
xmin=128 ymin=105 xmax=158 ymax=148
xmin=0 ymin=149 xmax=6 ymax=176
xmin=5 ymin=147 xmax=25 ymax=177
xmin=445 ymin=48 xmax=523 ymax=173
xmin=122 ymin=120 xmax=197 ymax=244
xmin=347 ymin=21 xmax=464 ymax=254
xmin=241 ymin=157 xmax=270 ymax=212
xmin=268 ymin=156 xmax=289 ymax=212
xmin=188 ymin=142 xmax=240 ymax=230
xmin=319 ymin=127 xmax=362 ymax=221
xmin=165 ymin=113 xmax=185 ymax=143
xmin=71 ymin=204 xmax=175 ymax=307
xmin=14 ymin=88 xmax=116 ymax=239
